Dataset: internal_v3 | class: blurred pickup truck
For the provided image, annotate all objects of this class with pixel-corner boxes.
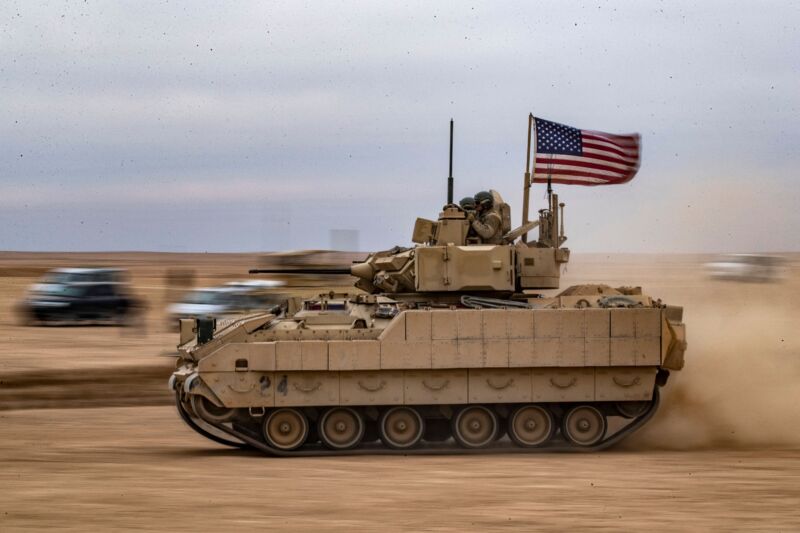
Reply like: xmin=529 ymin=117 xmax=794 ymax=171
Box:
xmin=705 ymin=254 xmax=787 ymax=283
xmin=166 ymin=280 xmax=288 ymax=326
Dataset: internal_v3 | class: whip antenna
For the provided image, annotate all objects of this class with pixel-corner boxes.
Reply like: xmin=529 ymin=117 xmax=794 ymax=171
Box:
xmin=447 ymin=119 xmax=454 ymax=205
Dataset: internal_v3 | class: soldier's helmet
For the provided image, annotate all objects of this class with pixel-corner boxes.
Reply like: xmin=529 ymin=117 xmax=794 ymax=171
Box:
xmin=474 ymin=190 xmax=494 ymax=209
xmin=459 ymin=196 xmax=476 ymax=211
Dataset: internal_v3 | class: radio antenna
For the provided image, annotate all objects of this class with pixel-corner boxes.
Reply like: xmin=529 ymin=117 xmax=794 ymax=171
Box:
xmin=447 ymin=119 xmax=454 ymax=205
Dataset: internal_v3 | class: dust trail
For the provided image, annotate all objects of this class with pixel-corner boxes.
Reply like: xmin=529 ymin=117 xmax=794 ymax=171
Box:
xmin=628 ymin=301 xmax=800 ymax=450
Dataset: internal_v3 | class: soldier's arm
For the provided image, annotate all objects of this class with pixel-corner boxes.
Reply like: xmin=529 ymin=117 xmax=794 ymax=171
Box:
xmin=471 ymin=213 xmax=501 ymax=240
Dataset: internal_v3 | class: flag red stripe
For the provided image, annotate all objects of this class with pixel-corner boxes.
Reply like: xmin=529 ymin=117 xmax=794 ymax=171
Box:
xmin=582 ymin=137 xmax=639 ymax=157
xmin=532 ymin=176 xmax=630 ymax=186
xmin=533 ymin=169 xmax=631 ymax=183
xmin=543 ymin=150 xmax=639 ymax=169
xmin=535 ymin=157 xmax=635 ymax=175
xmin=534 ymin=168 xmax=635 ymax=183
xmin=533 ymin=177 xmax=629 ymax=185
xmin=583 ymin=131 xmax=638 ymax=146
xmin=582 ymin=141 xmax=639 ymax=160
xmin=583 ymin=132 xmax=639 ymax=148
xmin=534 ymin=159 xmax=631 ymax=176
xmin=534 ymin=162 xmax=637 ymax=180
xmin=534 ymin=165 xmax=633 ymax=179
xmin=533 ymin=174 xmax=611 ymax=184
xmin=582 ymin=148 xmax=639 ymax=166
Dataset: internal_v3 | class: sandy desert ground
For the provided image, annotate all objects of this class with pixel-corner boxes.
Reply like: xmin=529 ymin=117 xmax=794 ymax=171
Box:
xmin=1 ymin=252 xmax=799 ymax=531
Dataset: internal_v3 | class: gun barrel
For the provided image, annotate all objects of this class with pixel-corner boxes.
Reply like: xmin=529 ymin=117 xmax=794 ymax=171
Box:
xmin=249 ymin=268 xmax=353 ymax=275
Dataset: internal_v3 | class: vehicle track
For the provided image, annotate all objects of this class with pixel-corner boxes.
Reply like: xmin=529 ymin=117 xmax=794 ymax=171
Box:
xmin=175 ymin=389 xmax=661 ymax=457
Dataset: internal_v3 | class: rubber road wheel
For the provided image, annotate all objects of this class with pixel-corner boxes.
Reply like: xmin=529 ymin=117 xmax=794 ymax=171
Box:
xmin=263 ymin=408 xmax=309 ymax=451
xmin=379 ymin=407 xmax=425 ymax=450
xmin=319 ymin=408 xmax=365 ymax=450
xmin=508 ymin=405 xmax=554 ymax=447
xmin=452 ymin=406 xmax=498 ymax=449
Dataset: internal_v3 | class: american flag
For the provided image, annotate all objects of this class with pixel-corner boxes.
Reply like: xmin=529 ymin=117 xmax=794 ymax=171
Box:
xmin=532 ymin=117 xmax=640 ymax=185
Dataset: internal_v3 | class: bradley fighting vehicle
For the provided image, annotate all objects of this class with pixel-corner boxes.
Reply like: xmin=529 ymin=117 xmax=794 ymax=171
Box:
xmin=169 ymin=121 xmax=687 ymax=455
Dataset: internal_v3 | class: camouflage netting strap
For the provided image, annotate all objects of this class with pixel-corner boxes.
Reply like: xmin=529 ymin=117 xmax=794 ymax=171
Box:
xmin=598 ymin=296 xmax=643 ymax=308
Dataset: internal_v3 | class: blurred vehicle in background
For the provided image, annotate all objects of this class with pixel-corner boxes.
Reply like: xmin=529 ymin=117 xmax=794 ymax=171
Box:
xmin=17 ymin=267 xmax=142 ymax=325
xmin=706 ymin=254 xmax=787 ymax=283
xmin=166 ymin=280 xmax=288 ymax=325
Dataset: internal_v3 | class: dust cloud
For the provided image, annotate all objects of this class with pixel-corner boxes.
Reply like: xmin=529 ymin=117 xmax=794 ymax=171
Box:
xmin=632 ymin=298 xmax=800 ymax=450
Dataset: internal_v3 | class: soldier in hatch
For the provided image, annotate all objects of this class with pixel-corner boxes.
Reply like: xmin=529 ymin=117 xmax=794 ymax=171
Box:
xmin=459 ymin=196 xmax=479 ymax=243
xmin=468 ymin=191 xmax=503 ymax=244
xmin=459 ymin=196 xmax=476 ymax=212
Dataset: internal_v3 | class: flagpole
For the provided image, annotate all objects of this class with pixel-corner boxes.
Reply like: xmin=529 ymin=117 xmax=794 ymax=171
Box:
xmin=521 ymin=113 xmax=533 ymax=243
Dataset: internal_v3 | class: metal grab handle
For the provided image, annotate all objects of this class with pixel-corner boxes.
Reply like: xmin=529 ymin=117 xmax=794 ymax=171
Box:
xmin=613 ymin=376 xmax=641 ymax=388
xmin=486 ymin=378 xmax=514 ymax=390
xmin=228 ymin=383 xmax=256 ymax=394
xmin=422 ymin=379 xmax=450 ymax=391
xmin=293 ymin=381 xmax=322 ymax=393
xmin=549 ymin=377 xmax=577 ymax=389
xmin=358 ymin=380 xmax=386 ymax=392
xmin=574 ymin=298 xmax=591 ymax=309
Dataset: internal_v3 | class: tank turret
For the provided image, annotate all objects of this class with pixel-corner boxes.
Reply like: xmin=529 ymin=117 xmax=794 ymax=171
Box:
xmin=251 ymin=123 xmax=570 ymax=296
xmin=251 ymin=195 xmax=568 ymax=294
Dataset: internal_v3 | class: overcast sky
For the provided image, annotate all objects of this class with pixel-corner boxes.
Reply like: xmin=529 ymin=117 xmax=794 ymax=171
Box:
xmin=1 ymin=1 xmax=798 ymax=253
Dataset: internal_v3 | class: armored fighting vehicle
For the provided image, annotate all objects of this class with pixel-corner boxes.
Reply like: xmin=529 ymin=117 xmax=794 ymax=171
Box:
xmin=169 ymin=123 xmax=687 ymax=455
